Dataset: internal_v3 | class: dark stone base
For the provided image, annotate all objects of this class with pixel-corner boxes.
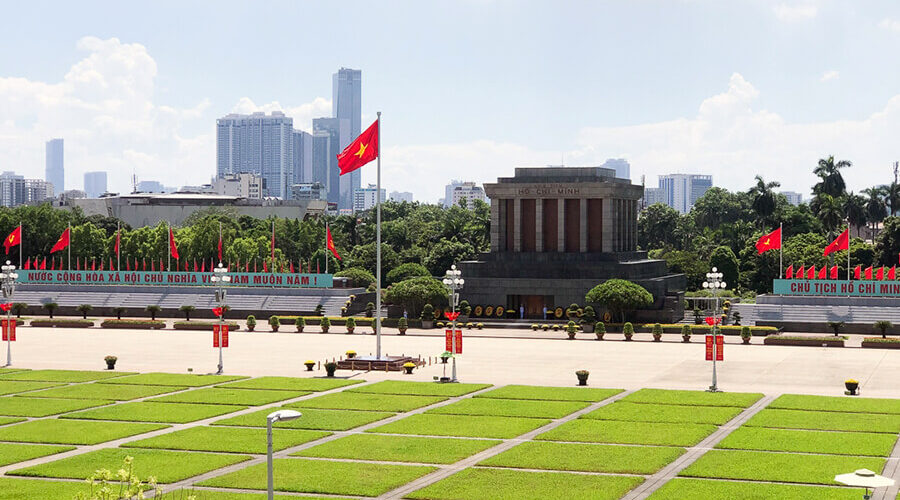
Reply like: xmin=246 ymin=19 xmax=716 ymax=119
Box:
xmin=336 ymin=355 xmax=422 ymax=372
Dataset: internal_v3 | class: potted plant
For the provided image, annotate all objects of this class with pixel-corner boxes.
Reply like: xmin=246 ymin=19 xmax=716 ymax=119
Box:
xmin=732 ymin=311 xmax=742 ymax=326
xmin=421 ymin=304 xmax=434 ymax=329
xmin=465 ymin=322 xmax=473 ymax=329
xmin=398 ymin=317 xmax=408 ymax=335
xmin=320 ymin=316 xmax=331 ymax=333
xmin=681 ymin=324 xmax=692 ymax=342
xmin=145 ymin=305 xmax=161 ymax=321
xmin=76 ymin=304 xmax=93 ymax=319
xmin=295 ymin=316 xmax=305 ymax=333
xmin=104 ymin=355 xmax=117 ymax=370
xmin=346 ymin=350 xmax=356 ymax=359
xmin=581 ymin=306 xmax=596 ymax=333
xmin=874 ymin=320 xmax=893 ymax=339
xmin=476 ymin=322 xmax=483 ymax=330
xmin=346 ymin=317 xmax=356 ymax=334
xmin=324 ymin=361 xmax=337 ymax=377
xmin=365 ymin=302 xmax=374 ymax=317
xmin=845 ymin=378 xmax=859 ymax=395
xmin=652 ymin=323 xmax=663 ymax=342
xmin=268 ymin=316 xmax=280 ymax=332
xmin=403 ymin=361 xmax=416 ymax=374
xmin=623 ymin=322 xmax=634 ymax=341
xmin=458 ymin=300 xmax=470 ymax=322
xmin=575 ymin=369 xmax=589 ymax=386
xmin=531 ymin=324 xmax=539 ymax=331
xmin=693 ymin=308 xmax=703 ymax=325
xmin=595 ymin=321 xmax=605 ymax=340
xmin=440 ymin=351 xmax=451 ymax=364
xmin=304 ymin=360 xmax=315 ymax=371
xmin=180 ymin=305 xmax=195 ymax=321
xmin=542 ymin=324 xmax=550 ymax=331
xmin=740 ymin=326 xmax=752 ymax=344
xmin=567 ymin=303 xmax=580 ymax=320
xmin=566 ymin=320 xmax=578 ymax=339
xmin=246 ymin=315 xmax=256 ymax=331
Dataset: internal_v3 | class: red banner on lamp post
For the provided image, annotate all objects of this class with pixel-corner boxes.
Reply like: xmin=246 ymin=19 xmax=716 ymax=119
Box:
xmin=705 ymin=335 xmax=714 ymax=361
xmin=454 ymin=330 xmax=462 ymax=354
xmin=213 ymin=325 xmax=230 ymax=348
xmin=445 ymin=330 xmax=453 ymax=351
xmin=716 ymin=335 xmax=724 ymax=361
xmin=1 ymin=319 xmax=15 ymax=341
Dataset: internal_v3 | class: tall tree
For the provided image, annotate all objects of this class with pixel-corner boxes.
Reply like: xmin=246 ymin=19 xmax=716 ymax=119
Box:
xmin=813 ymin=155 xmax=851 ymax=198
xmin=863 ymin=187 xmax=887 ymax=239
xmin=844 ymin=193 xmax=867 ymax=238
xmin=748 ymin=175 xmax=781 ymax=230
xmin=811 ymin=193 xmax=845 ymax=235
xmin=881 ymin=182 xmax=900 ymax=217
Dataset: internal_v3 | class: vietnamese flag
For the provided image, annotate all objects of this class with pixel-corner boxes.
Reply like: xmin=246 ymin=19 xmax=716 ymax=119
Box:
xmin=3 ymin=226 xmax=21 ymax=255
xmin=890 ymin=266 xmax=897 ymax=281
xmin=818 ymin=266 xmax=826 ymax=279
xmin=807 ymin=266 xmax=815 ymax=280
xmin=877 ymin=267 xmax=885 ymax=280
xmin=830 ymin=265 xmax=838 ymax=279
xmin=326 ymin=225 xmax=341 ymax=261
xmin=785 ymin=264 xmax=793 ymax=279
xmin=854 ymin=265 xmax=861 ymax=279
xmin=24 ymin=257 xmax=30 ymax=270
xmin=337 ymin=119 xmax=378 ymax=176
xmin=865 ymin=266 xmax=873 ymax=279
xmin=824 ymin=228 xmax=850 ymax=256
xmin=796 ymin=265 xmax=804 ymax=279
xmin=50 ymin=228 xmax=70 ymax=253
xmin=755 ymin=227 xmax=781 ymax=254
xmin=40 ymin=257 xmax=46 ymax=270
xmin=169 ymin=228 xmax=179 ymax=260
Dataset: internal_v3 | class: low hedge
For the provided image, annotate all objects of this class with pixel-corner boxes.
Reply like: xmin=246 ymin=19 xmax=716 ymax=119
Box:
xmin=591 ymin=323 xmax=777 ymax=335
xmin=764 ymin=335 xmax=845 ymax=347
xmin=30 ymin=319 xmax=94 ymax=328
xmin=173 ymin=321 xmax=240 ymax=331
xmin=862 ymin=338 xmax=900 ymax=349
xmin=271 ymin=316 xmax=421 ymax=329
xmin=101 ymin=319 xmax=166 ymax=329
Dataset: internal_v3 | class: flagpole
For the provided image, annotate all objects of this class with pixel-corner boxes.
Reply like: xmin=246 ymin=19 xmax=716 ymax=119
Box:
xmin=271 ymin=220 xmax=275 ymax=268
xmin=167 ymin=223 xmax=171 ymax=272
xmin=68 ymin=224 xmax=72 ymax=272
xmin=375 ymin=111 xmax=382 ymax=360
xmin=219 ymin=222 xmax=223 ymax=266
xmin=779 ymin=222 xmax=783 ymax=279
xmin=18 ymin=223 xmax=22 ymax=271
xmin=324 ymin=223 xmax=329 ymax=275
xmin=847 ymin=226 xmax=851 ymax=282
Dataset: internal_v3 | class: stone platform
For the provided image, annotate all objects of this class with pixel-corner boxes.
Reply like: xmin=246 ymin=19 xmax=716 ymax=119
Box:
xmin=336 ymin=355 xmax=424 ymax=372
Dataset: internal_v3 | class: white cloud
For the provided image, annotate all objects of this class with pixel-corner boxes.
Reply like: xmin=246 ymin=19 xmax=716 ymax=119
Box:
xmin=879 ymin=18 xmax=900 ymax=32
xmin=820 ymin=70 xmax=839 ymax=82
xmin=229 ymin=97 xmax=331 ymax=133
xmin=773 ymin=2 xmax=818 ymax=22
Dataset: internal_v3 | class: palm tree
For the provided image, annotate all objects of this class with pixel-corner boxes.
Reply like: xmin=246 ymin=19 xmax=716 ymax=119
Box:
xmin=844 ymin=193 xmax=867 ymax=238
xmin=748 ymin=175 xmax=781 ymax=230
xmin=811 ymin=193 xmax=844 ymax=235
xmin=882 ymin=182 xmax=900 ymax=216
xmin=813 ymin=155 xmax=852 ymax=198
xmin=863 ymin=187 xmax=887 ymax=239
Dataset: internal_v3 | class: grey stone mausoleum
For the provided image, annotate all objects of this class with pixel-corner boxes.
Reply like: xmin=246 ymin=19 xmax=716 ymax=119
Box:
xmin=458 ymin=167 xmax=685 ymax=321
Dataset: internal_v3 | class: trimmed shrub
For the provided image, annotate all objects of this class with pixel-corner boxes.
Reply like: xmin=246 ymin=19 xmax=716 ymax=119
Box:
xmin=268 ymin=316 xmax=280 ymax=332
xmin=346 ymin=317 xmax=356 ymax=332
xmin=295 ymin=316 xmax=305 ymax=332
xmin=173 ymin=321 xmax=240 ymax=331
xmin=334 ymin=267 xmax=376 ymax=288
xmin=101 ymin=319 xmax=165 ymax=329
xmin=31 ymin=319 xmax=93 ymax=328
xmin=246 ymin=315 xmax=256 ymax=331
xmin=320 ymin=316 xmax=331 ymax=333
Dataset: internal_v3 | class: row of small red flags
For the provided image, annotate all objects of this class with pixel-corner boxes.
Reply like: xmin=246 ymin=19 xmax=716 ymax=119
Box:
xmin=22 ymin=257 xmax=320 ymax=274
xmin=787 ymin=264 xmax=898 ymax=280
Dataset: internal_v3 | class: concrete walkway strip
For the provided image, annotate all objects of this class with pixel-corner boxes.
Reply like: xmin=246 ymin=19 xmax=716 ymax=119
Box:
xmin=874 ymin=432 xmax=900 ymax=500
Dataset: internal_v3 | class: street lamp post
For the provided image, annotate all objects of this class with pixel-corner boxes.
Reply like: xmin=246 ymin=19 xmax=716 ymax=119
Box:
xmin=442 ymin=265 xmax=464 ymax=383
xmin=0 ymin=261 xmax=17 ymax=367
xmin=210 ymin=262 xmax=231 ymax=375
xmin=702 ymin=267 xmax=726 ymax=393
xmin=266 ymin=409 xmax=302 ymax=500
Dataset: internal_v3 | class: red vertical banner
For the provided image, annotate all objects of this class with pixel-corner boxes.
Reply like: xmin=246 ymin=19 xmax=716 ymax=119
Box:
xmin=222 ymin=325 xmax=229 ymax=347
xmin=1 ymin=320 xmax=7 ymax=341
xmin=8 ymin=320 xmax=15 ymax=341
xmin=445 ymin=330 xmax=453 ymax=351
xmin=705 ymin=335 xmax=714 ymax=361
xmin=454 ymin=330 xmax=463 ymax=354
xmin=213 ymin=325 xmax=220 ymax=347
xmin=716 ymin=335 xmax=724 ymax=361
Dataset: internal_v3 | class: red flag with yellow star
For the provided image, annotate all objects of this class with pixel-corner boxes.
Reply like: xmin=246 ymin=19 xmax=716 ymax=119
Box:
xmin=755 ymin=227 xmax=781 ymax=254
xmin=337 ymin=119 xmax=378 ymax=176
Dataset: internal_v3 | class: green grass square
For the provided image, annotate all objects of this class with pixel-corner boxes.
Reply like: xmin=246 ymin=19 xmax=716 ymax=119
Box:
xmin=0 ymin=416 xmax=25 ymax=426
xmin=770 ymin=394 xmax=900 ymax=414
xmin=149 ymin=387 xmax=309 ymax=406
xmin=285 ymin=392 xmax=446 ymax=412
xmin=10 ymin=448 xmax=250 ymax=483
xmin=219 ymin=376 xmax=361 ymax=391
xmin=680 ymin=449 xmax=886 ymax=485
xmin=536 ymin=419 xmax=717 ymax=446
xmin=427 ymin=397 xmax=589 ymax=419
xmin=475 ymin=385 xmax=622 ymax=402
xmin=167 ymin=492 xmax=348 ymax=500
xmin=716 ymin=427 xmax=897 ymax=456
xmin=214 ymin=407 xmax=394 ymax=431
xmin=0 ymin=443 xmax=75 ymax=466
xmin=744 ymin=408 xmax=900 ymax=433
xmin=368 ymin=413 xmax=551 ymax=439
xmin=198 ymin=458 xmax=435 ymax=496
xmin=0 ymin=380 xmax=63 ymax=396
xmin=295 ymin=433 xmax=500 ymax=464
xmin=0 ymin=369 xmax=135 ymax=382
xmin=620 ymin=388 xmax=762 ymax=407
xmin=583 ymin=402 xmax=743 ymax=425
xmin=407 ymin=468 xmax=644 ymax=500
xmin=103 ymin=372 xmax=248 ymax=387
xmin=350 ymin=380 xmax=491 ymax=397
xmin=0 ymin=419 xmax=167 ymax=445
xmin=22 ymin=383 xmax=185 ymax=401
xmin=124 ymin=426 xmax=329 ymax=454
xmin=480 ymin=441 xmax=684 ymax=474
xmin=61 ymin=401 xmax=247 ymax=423
xmin=0 ymin=368 xmax=28 ymax=374
xmin=0 ymin=477 xmax=89 ymax=499
xmin=0 ymin=396 xmax=110 ymax=417
xmin=647 ymin=478 xmax=861 ymax=500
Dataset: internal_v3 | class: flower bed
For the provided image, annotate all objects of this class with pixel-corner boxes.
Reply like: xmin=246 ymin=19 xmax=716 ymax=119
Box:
xmin=173 ymin=321 xmax=240 ymax=331
xmin=30 ymin=319 xmax=94 ymax=328
xmin=861 ymin=337 xmax=900 ymax=349
xmin=763 ymin=335 xmax=845 ymax=347
xmin=100 ymin=319 xmax=166 ymax=329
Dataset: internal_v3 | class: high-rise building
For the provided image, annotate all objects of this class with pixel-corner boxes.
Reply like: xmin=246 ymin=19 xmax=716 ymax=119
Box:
xmin=216 ymin=111 xmax=293 ymax=198
xmin=45 ymin=138 xmax=64 ymax=193
xmin=451 ymin=182 xmax=487 ymax=209
xmin=353 ymin=184 xmax=386 ymax=212
xmin=291 ymin=182 xmax=326 ymax=201
xmin=657 ymin=174 xmax=713 ymax=213
xmin=292 ymin=130 xmax=313 ymax=184
xmin=333 ymin=68 xmax=362 ymax=141
xmin=642 ymin=187 xmax=666 ymax=208
xmin=83 ymin=171 xmax=108 ymax=198
xmin=601 ymin=158 xmax=631 ymax=180
xmin=210 ymin=173 xmax=264 ymax=198
xmin=390 ymin=191 xmax=413 ymax=203
xmin=0 ymin=171 xmax=53 ymax=207
xmin=25 ymin=179 xmax=54 ymax=204
xmin=136 ymin=181 xmax=173 ymax=193
xmin=443 ymin=180 xmax=465 ymax=208
xmin=781 ymin=191 xmax=803 ymax=206
xmin=312 ymin=117 xmax=349 ymax=208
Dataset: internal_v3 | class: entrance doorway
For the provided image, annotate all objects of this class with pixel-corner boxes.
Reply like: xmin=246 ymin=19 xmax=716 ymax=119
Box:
xmin=508 ymin=295 xmax=553 ymax=319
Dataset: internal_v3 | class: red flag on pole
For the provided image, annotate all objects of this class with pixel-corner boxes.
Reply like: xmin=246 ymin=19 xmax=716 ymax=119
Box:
xmin=24 ymin=257 xmax=30 ymax=270
xmin=823 ymin=229 xmax=850 ymax=256
xmin=263 ymin=260 xmax=268 ymax=273
xmin=151 ymin=260 xmax=155 ymax=271
xmin=201 ymin=260 xmax=205 ymax=272
xmin=854 ymin=265 xmax=861 ymax=279
xmin=877 ymin=267 xmax=885 ymax=280
xmin=159 ymin=258 xmax=163 ymax=271
xmin=169 ymin=228 xmax=179 ymax=260
xmin=126 ymin=259 xmax=130 ymax=271
xmin=337 ymin=119 xmax=379 ymax=176
xmin=889 ymin=266 xmax=896 ymax=281
xmin=326 ymin=225 xmax=341 ymax=261
xmin=807 ymin=266 xmax=815 ymax=280
xmin=50 ymin=228 xmax=70 ymax=253
xmin=109 ymin=258 xmax=113 ymax=271
xmin=785 ymin=264 xmax=793 ymax=279
xmin=254 ymin=260 xmax=258 ymax=273
xmin=797 ymin=265 xmax=804 ymax=278
xmin=217 ymin=235 xmax=223 ymax=263
xmin=817 ymin=266 xmax=826 ymax=279
xmin=3 ymin=226 xmax=21 ymax=255
xmin=865 ymin=266 xmax=873 ymax=279
xmin=755 ymin=227 xmax=782 ymax=254
xmin=830 ymin=265 xmax=838 ymax=279
xmin=99 ymin=260 xmax=104 ymax=271
xmin=290 ymin=261 xmax=295 ymax=273
xmin=114 ymin=229 xmax=121 ymax=258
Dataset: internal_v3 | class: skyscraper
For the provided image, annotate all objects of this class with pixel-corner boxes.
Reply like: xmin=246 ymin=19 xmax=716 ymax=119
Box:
xmin=331 ymin=67 xmax=362 ymax=210
xmin=312 ymin=117 xmax=350 ymax=208
xmin=601 ymin=158 xmax=631 ymax=180
xmin=657 ymin=174 xmax=713 ymax=213
xmin=216 ymin=111 xmax=294 ymax=198
xmin=45 ymin=138 xmax=64 ymax=193
xmin=83 ymin=171 xmax=108 ymax=198
xmin=292 ymin=130 xmax=313 ymax=184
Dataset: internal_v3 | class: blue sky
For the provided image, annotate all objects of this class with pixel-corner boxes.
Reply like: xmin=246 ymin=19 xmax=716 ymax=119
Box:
xmin=2 ymin=0 xmax=900 ymax=201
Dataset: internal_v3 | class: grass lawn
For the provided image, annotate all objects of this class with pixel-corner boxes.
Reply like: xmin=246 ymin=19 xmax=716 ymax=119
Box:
xmin=427 ymin=398 xmax=589 ymax=419
xmin=149 ymin=387 xmax=309 ymax=406
xmin=219 ymin=376 xmax=361 ymax=392
xmin=22 ymin=383 xmax=185 ymax=401
xmin=536 ymin=419 xmax=717 ymax=447
xmin=745 ymin=408 xmax=900 ymax=433
xmin=716 ymin=427 xmax=896 ymax=456
xmin=0 ymin=443 xmax=75 ymax=466
xmin=103 ymin=372 xmax=248 ymax=387
xmin=10 ymin=448 xmax=251 ymax=483
xmin=621 ymin=388 xmax=762 ymax=408
xmin=475 ymin=385 xmax=622 ymax=402
xmin=368 ymin=414 xmax=551 ymax=439
xmin=61 ymin=401 xmax=247 ymax=423
xmin=214 ymin=407 xmax=394 ymax=431
xmin=0 ymin=368 xmax=28 ymax=374
xmin=124 ymin=426 xmax=329 ymax=454
xmin=286 ymin=392 xmax=446 ymax=412
xmin=198 ymin=458 xmax=435 ymax=496
xmin=0 ymin=477 xmax=88 ymax=500
xmin=0 ymin=416 xmax=24 ymax=426
xmin=583 ymin=402 xmax=742 ymax=425
xmin=0 ymin=380 xmax=62 ymax=396
xmin=0 ymin=419 xmax=167 ymax=445
xmin=770 ymin=394 xmax=900 ymax=414
xmin=350 ymin=380 xmax=491 ymax=397
xmin=407 ymin=468 xmax=644 ymax=500
xmin=170 ymin=492 xmax=349 ymax=500
xmin=0 ymin=369 xmax=134 ymax=383
xmin=0 ymin=396 xmax=110 ymax=417
xmin=295 ymin=433 xmax=501 ymax=464
xmin=480 ymin=441 xmax=684 ymax=474
xmin=647 ymin=478 xmax=860 ymax=500
xmin=680 ymin=449 xmax=886 ymax=485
